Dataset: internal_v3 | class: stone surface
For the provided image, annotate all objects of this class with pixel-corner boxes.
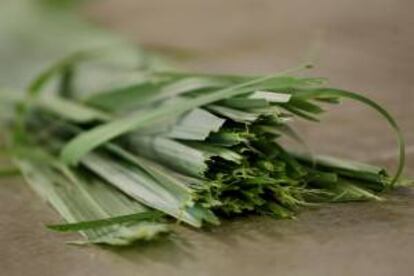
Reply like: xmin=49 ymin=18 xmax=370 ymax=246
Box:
xmin=1 ymin=0 xmax=413 ymax=275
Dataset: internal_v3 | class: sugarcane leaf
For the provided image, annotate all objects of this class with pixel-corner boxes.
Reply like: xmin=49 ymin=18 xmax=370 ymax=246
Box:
xmin=61 ymin=74 xmax=310 ymax=165
xmin=330 ymin=180 xmax=383 ymax=202
xmin=127 ymin=136 xmax=208 ymax=177
xmin=85 ymin=77 xmax=229 ymax=112
xmin=157 ymin=77 xmax=230 ymax=99
xmin=291 ymin=88 xmax=405 ymax=186
xmin=69 ymin=223 xmax=169 ymax=245
xmin=154 ymin=72 xmax=326 ymax=89
xmin=248 ymin=91 xmax=292 ymax=103
xmin=314 ymin=95 xmax=341 ymax=104
xmin=13 ymin=148 xmax=168 ymax=245
xmin=286 ymin=98 xmax=324 ymax=114
xmin=105 ymin=144 xmax=220 ymax=225
xmin=84 ymin=81 xmax=171 ymax=112
xmin=282 ymin=105 xmax=320 ymax=122
xmin=105 ymin=144 xmax=194 ymax=194
xmin=58 ymin=65 xmax=75 ymax=98
xmin=219 ymin=97 xmax=269 ymax=109
xmin=162 ymin=108 xmax=225 ymax=140
xmin=307 ymin=170 xmax=338 ymax=185
xmin=185 ymin=142 xmax=244 ymax=164
xmin=294 ymin=153 xmax=386 ymax=176
xmin=207 ymin=105 xmax=259 ymax=123
xmin=80 ymin=151 xmax=205 ymax=227
xmin=207 ymin=130 xmax=249 ymax=147
xmin=47 ymin=211 xmax=164 ymax=232
xmin=39 ymin=95 xmax=111 ymax=122
xmin=28 ymin=49 xmax=101 ymax=96
xmin=292 ymin=152 xmax=388 ymax=186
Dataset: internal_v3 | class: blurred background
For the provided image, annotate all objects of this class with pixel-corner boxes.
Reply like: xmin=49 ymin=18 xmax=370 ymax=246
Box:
xmin=1 ymin=0 xmax=413 ymax=275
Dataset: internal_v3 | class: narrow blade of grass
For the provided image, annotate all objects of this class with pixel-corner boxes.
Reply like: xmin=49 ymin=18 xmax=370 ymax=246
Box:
xmin=47 ymin=211 xmax=164 ymax=232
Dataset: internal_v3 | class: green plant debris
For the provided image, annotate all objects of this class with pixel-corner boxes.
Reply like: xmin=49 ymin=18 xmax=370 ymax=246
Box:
xmin=0 ymin=48 xmax=407 ymax=246
xmin=0 ymin=0 xmax=408 ymax=247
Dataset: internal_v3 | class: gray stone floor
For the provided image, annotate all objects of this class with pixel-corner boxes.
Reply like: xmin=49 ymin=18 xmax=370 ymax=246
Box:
xmin=1 ymin=0 xmax=413 ymax=275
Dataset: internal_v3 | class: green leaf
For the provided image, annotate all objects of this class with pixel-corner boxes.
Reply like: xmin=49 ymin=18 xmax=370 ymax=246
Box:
xmin=162 ymin=108 xmax=225 ymax=140
xmin=287 ymin=98 xmax=324 ymax=114
xmin=39 ymin=96 xmax=111 ymax=123
xmin=219 ymin=97 xmax=269 ymax=109
xmin=14 ymin=151 xmax=169 ymax=245
xmin=248 ymin=91 xmax=291 ymax=103
xmin=185 ymin=142 xmax=243 ymax=164
xmin=85 ymin=77 xmax=230 ymax=112
xmin=207 ymin=105 xmax=259 ymax=123
xmin=328 ymin=180 xmax=383 ymax=202
xmin=127 ymin=136 xmax=209 ymax=177
xmin=292 ymin=152 xmax=388 ymax=186
xmin=28 ymin=50 xmax=101 ymax=97
xmin=84 ymin=81 xmax=171 ymax=112
xmin=80 ymin=151 xmax=205 ymax=227
xmin=47 ymin=211 xmax=164 ymax=232
xmin=292 ymin=88 xmax=405 ymax=186
xmin=60 ymin=74 xmax=306 ymax=165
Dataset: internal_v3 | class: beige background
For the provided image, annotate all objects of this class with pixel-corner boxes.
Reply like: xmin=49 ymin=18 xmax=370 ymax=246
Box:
xmin=1 ymin=0 xmax=413 ymax=275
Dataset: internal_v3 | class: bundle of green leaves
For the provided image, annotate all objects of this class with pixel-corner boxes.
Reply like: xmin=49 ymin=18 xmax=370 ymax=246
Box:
xmin=0 ymin=49 xmax=407 ymax=246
